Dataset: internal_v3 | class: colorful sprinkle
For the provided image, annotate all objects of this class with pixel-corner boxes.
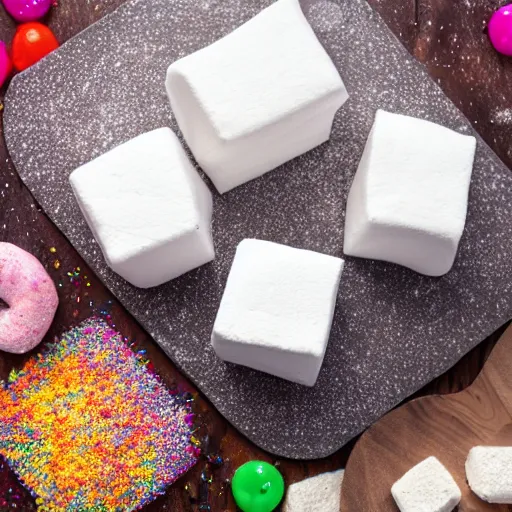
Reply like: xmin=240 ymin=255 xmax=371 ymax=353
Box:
xmin=206 ymin=454 xmax=224 ymax=467
xmin=0 ymin=317 xmax=198 ymax=511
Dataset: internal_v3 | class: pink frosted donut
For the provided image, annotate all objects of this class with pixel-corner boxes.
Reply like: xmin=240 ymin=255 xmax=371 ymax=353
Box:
xmin=0 ymin=243 xmax=58 ymax=354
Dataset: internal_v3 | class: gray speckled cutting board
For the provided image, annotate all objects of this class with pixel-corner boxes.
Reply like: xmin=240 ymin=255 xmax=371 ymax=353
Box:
xmin=4 ymin=0 xmax=512 ymax=459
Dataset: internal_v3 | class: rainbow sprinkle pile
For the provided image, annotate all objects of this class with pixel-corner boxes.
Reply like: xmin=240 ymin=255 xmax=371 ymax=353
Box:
xmin=0 ymin=318 xmax=198 ymax=511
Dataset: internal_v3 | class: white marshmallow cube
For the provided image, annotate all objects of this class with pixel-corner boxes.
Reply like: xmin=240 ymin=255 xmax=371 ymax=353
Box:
xmin=69 ymin=128 xmax=214 ymax=288
xmin=391 ymin=457 xmax=461 ymax=512
xmin=282 ymin=469 xmax=345 ymax=512
xmin=166 ymin=0 xmax=348 ymax=194
xmin=211 ymin=239 xmax=343 ymax=386
xmin=466 ymin=446 xmax=512 ymax=503
xmin=344 ymin=110 xmax=476 ymax=276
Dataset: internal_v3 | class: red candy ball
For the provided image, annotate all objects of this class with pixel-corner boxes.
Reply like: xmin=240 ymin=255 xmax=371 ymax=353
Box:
xmin=11 ymin=22 xmax=59 ymax=72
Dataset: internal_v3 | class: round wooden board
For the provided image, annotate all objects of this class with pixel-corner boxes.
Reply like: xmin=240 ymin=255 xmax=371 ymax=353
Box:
xmin=341 ymin=324 xmax=512 ymax=512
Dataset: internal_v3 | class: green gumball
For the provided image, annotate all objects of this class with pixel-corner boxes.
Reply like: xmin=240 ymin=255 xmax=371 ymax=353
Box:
xmin=232 ymin=461 xmax=285 ymax=512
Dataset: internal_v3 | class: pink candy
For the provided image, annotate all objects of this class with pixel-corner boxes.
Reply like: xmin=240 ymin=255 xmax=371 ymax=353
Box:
xmin=0 ymin=243 xmax=58 ymax=354
xmin=0 ymin=41 xmax=11 ymax=88
xmin=488 ymin=4 xmax=512 ymax=56
xmin=2 ymin=0 xmax=52 ymax=23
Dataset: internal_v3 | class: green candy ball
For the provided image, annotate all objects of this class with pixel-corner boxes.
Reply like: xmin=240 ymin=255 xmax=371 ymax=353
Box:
xmin=231 ymin=461 xmax=285 ymax=512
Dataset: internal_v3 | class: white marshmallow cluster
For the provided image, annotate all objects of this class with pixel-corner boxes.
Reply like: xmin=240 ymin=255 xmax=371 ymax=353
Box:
xmin=391 ymin=448 xmax=512 ymax=510
xmin=69 ymin=0 xmax=479 ymax=389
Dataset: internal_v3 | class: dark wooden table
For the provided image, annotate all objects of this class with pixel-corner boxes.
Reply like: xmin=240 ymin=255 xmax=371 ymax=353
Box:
xmin=0 ymin=1 xmax=511 ymax=510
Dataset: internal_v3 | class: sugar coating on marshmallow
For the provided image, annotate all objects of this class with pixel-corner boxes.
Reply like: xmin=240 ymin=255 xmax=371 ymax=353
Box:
xmin=391 ymin=457 xmax=461 ymax=512
xmin=166 ymin=0 xmax=348 ymax=194
xmin=211 ymin=239 xmax=343 ymax=386
xmin=282 ymin=469 xmax=344 ymax=512
xmin=70 ymin=128 xmax=214 ymax=288
xmin=344 ymin=110 xmax=476 ymax=276
xmin=466 ymin=446 xmax=512 ymax=504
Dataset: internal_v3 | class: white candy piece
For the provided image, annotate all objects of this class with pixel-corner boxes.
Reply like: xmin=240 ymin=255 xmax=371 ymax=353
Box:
xmin=69 ymin=128 xmax=214 ymax=288
xmin=391 ymin=457 xmax=461 ymax=512
xmin=344 ymin=110 xmax=476 ymax=276
xmin=211 ymin=239 xmax=343 ymax=386
xmin=166 ymin=0 xmax=348 ymax=194
xmin=282 ymin=469 xmax=345 ymax=512
xmin=466 ymin=446 xmax=512 ymax=503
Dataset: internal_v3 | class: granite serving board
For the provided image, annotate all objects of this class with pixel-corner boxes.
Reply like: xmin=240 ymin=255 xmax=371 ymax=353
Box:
xmin=4 ymin=0 xmax=512 ymax=459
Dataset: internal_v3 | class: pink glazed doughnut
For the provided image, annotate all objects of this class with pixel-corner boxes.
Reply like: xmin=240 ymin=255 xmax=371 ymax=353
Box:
xmin=0 ymin=243 xmax=58 ymax=354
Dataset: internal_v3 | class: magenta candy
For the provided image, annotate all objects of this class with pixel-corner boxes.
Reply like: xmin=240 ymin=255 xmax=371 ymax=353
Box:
xmin=0 ymin=42 xmax=11 ymax=88
xmin=488 ymin=4 xmax=512 ymax=56
xmin=2 ymin=0 xmax=52 ymax=22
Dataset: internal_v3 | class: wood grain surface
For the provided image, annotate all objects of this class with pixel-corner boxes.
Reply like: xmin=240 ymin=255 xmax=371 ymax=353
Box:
xmin=341 ymin=324 xmax=512 ymax=512
xmin=0 ymin=0 xmax=511 ymax=510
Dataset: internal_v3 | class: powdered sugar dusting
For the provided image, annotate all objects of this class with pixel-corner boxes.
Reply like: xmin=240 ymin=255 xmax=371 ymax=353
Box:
xmin=492 ymin=108 xmax=512 ymax=125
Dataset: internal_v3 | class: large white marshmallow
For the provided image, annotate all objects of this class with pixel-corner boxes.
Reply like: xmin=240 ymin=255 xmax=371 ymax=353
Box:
xmin=391 ymin=457 xmax=461 ymax=512
xmin=166 ymin=0 xmax=348 ymax=194
xmin=69 ymin=128 xmax=214 ymax=288
xmin=211 ymin=239 xmax=343 ymax=386
xmin=282 ymin=469 xmax=345 ymax=512
xmin=466 ymin=446 xmax=512 ymax=504
xmin=344 ymin=110 xmax=476 ymax=276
